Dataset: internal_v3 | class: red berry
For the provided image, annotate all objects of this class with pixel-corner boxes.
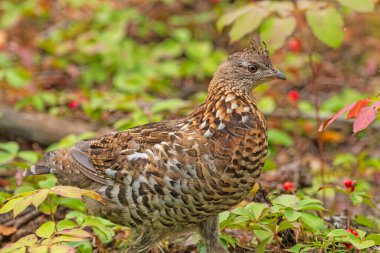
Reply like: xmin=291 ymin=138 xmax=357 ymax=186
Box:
xmin=344 ymin=242 xmax=352 ymax=250
xmin=283 ymin=181 xmax=294 ymax=191
xmin=287 ymin=90 xmax=300 ymax=102
xmin=67 ymin=100 xmax=80 ymax=110
xmin=347 ymin=228 xmax=359 ymax=237
xmin=344 ymin=179 xmax=356 ymax=192
xmin=344 ymin=179 xmax=353 ymax=188
xmin=288 ymin=38 xmax=302 ymax=53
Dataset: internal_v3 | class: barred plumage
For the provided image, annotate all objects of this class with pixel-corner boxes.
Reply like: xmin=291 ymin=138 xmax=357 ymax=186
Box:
xmin=25 ymin=41 xmax=285 ymax=252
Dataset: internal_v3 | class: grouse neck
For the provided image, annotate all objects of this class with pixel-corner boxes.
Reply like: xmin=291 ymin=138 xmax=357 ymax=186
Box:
xmin=188 ymin=82 xmax=263 ymax=139
xmin=207 ymin=76 xmax=256 ymax=98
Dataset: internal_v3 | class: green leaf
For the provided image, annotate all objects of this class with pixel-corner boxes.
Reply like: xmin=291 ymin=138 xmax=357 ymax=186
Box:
xmin=50 ymin=245 xmax=76 ymax=253
xmin=0 ymin=234 xmax=30 ymax=253
xmin=336 ymin=0 xmax=375 ymax=12
xmin=185 ymin=41 xmax=212 ymax=60
xmin=245 ymin=202 xmax=268 ymax=220
xmin=231 ymin=207 xmax=251 ymax=217
xmin=65 ymin=211 xmax=86 ymax=224
xmin=350 ymin=192 xmax=363 ymax=204
xmin=50 ymin=235 xmax=89 ymax=245
xmin=172 ymin=28 xmax=191 ymax=42
xmin=0 ymin=152 xmax=15 ymax=165
xmin=80 ymin=216 xmax=115 ymax=238
xmin=50 ymin=186 xmax=82 ymax=199
xmin=326 ymin=229 xmax=350 ymax=237
xmin=73 ymin=241 xmax=93 ymax=253
xmin=257 ymin=96 xmax=276 ymax=114
xmin=229 ymin=6 xmax=268 ymax=42
xmin=16 ymin=234 xmax=37 ymax=247
xmin=0 ymin=197 xmax=20 ymax=214
xmin=216 ymin=4 xmax=256 ymax=31
xmin=300 ymin=213 xmax=326 ymax=232
xmin=260 ymin=16 xmax=296 ymax=52
xmin=365 ymin=234 xmax=380 ymax=245
xmin=256 ymin=236 xmax=271 ymax=253
xmin=57 ymin=229 xmax=92 ymax=238
xmin=295 ymin=198 xmax=324 ymax=211
xmin=5 ymin=68 xmax=30 ymax=88
xmin=40 ymin=92 xmax=57 ymax=106
xmin=268 ymin=129 xmax=293 ymax=146
xmin=29 ymin=246 xmax=48 ymax=253
xmin=356 ymin=215 xmax=375 ymax=229
xmin=13 ymin=196 xmax=33 ymax=217
xmin=286 ymin=244 xmax=305 ymax=253
xmin=0 ymin=141 xmax=19 ymax=155
xmin=32 ymin=189 xmax=50 ymax=208
xmin=31 ymin=95 xmax=45 ymax=112
xmin=306 ymin=7 xmax=344 ymax=48
xmin=18 ymin=151 xmax=39 ymax=164
xmin=230 ymin=215 xmax=250 ymax=228
xmin=219 ymin=233 xmax=237 ymax=248
xmin=38 ymin=195 xmax=59 ymax=215
xmin=278 ymin=220 xmax=294 ymax=232
xmin=59 ymin=198 xmax=86 ymax=212
xmin=157 ymin=61 xmax=180 ymax=78
xmin=356 ymin=229 xmax=366 ymax=239
xmin=272 ymin=194 xmax=298 ymax=208
xmin=36 ymin=221 xmax=56 ymax=238
xmin=351 ymin=239 xmax=375 ymax=250
xmin=284 ymin=210 xmax=301 ymax=222
xmin=268 ymin=1 xmax=294 ymax=17
xmin=219 ymin=211 xmax=230 ymax=223
xmin=219 ymin=211 xmax=232 ymax=229
xmin=38 ymin=175 xmax=58 ymax=189
xmin=91 ymin=226 xmax=114 ymax=243
xmin=57 ymin=220 xmax=77 ymax=231
xmin=254 ymin=229 xmax=273 ymax=241
xmin=0 ymin=242 xmax=25 ymax=253
xmin=14 ymin=186 xmax=36 ymax=195
xmin=151 ymin=98 xmax=188 ymax=113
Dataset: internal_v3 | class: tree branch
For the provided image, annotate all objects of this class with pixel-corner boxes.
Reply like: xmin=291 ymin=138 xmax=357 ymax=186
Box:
xmin=0 ymin=105 xmax=113 ymax=146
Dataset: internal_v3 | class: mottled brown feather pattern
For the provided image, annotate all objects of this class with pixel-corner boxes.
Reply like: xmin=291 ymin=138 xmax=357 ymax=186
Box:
xmin=27 ymin=41 xmax=285 ymax=253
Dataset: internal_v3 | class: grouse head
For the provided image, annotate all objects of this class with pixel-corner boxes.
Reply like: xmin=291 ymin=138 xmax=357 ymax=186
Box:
xmin=210 ymin=40 xmax=286 ymax=94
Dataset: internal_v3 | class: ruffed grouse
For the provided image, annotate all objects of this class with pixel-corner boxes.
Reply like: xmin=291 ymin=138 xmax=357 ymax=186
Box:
xmin=25 ymin=41 xmax=285 ymax=252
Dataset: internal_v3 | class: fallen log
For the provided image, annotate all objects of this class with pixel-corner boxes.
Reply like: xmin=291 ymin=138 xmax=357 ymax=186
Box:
xmin=0 ymin=105 xmax=113 ymax=146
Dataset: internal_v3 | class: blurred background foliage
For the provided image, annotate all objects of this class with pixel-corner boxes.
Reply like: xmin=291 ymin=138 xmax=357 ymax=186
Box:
xmin=0 ymin=0 xmax=380 ymax=252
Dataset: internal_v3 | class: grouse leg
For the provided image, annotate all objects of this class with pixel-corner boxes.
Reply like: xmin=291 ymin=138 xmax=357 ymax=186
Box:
xmin=127 ymin=231 xmax=160 ymax=253
xmin=199 ymin=215 xmax=228 ymax=253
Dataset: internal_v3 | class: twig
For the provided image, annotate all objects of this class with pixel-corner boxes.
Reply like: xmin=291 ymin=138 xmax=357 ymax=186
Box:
xmin=307 ymin=50 xmax=326 ymax=204
xmin=3 ymin=209 xmax=41 ymax=227
xmin=347 ymin=194 xmax=351 ymax=228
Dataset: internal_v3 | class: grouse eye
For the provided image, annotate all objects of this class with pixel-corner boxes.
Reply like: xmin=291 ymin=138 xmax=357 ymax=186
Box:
xmin=248 ymin=64 xmax=258 ymax=73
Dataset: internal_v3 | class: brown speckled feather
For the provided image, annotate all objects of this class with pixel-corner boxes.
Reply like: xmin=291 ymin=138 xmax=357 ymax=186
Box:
xmin=27 ymin=41 xmax=286 ymax=253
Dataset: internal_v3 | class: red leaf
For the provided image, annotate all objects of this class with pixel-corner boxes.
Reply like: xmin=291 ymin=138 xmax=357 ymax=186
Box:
xmin=318 ymin=102 xmax=356 ymax=132
xmin=347 ymin=98 xmax=371 ymax=119
xmin=353 ymin=106 xmax=378 ymax=134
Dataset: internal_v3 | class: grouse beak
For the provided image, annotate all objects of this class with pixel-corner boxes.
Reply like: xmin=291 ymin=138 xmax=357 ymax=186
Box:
xmin=275 ymin=69 xmax=286 ymax=80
